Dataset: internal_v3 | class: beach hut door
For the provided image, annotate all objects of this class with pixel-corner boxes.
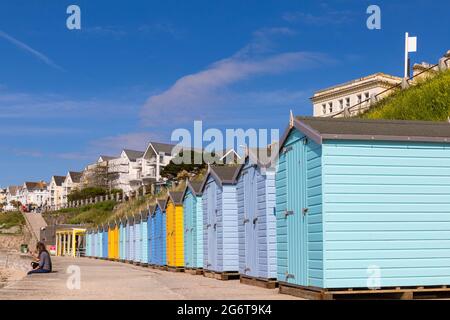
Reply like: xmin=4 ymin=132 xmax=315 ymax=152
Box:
xmin=207 ymin=183 xmax=217 ymax=270
xmin=244 ymin=166 xmax=258 ymax=277
xmin=286 ymin=139 xmax=308 ymax=286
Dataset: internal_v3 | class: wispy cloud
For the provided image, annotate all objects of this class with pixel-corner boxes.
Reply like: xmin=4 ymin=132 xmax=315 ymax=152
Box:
xmin=13 ymin=149 xmax=44 ymax=158
xmin=0 ymin=30 xmax=64 ymax=71
xmin=282 ymin=8 xmax=355 ymax=26
xmin=138 ymin=22 xmax=185 ymax=38
xmin=0 ymin=89 xmax=140 ymax=120
xmin=141 ymin=27 xmax=330 ymax=126
xmin=82 ymin=26 xmax=127 ymax=38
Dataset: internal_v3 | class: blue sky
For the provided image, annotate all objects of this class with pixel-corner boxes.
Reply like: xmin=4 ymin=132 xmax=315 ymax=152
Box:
xmin=0 ymin=0 xmax=449 ymax=186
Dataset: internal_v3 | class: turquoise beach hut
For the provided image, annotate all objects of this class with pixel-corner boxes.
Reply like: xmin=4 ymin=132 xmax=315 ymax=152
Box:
xmin=182 ymin=180 xmax=204 ymax=271
xmin=276 ymin=116 xmax=450 ymax=292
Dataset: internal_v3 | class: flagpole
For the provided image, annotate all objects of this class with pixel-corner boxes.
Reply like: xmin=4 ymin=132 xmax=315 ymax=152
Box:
xmin=404 ymin=32 xmax=409 ymax=78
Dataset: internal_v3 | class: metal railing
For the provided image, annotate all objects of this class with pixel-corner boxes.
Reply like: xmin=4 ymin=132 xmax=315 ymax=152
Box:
xmin=330 ymin=56 xmax=450 ymax=118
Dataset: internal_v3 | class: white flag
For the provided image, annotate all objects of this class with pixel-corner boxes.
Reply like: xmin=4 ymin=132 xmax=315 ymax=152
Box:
xmin=407 ymin=36 xmax=417 ymax=53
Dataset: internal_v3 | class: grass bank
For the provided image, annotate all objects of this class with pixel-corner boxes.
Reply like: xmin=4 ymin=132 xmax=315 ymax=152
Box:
xmin=361 ymin=70 xmax=450 ymax=120
xmin=0 ymin=212 xmax=25 ymax=233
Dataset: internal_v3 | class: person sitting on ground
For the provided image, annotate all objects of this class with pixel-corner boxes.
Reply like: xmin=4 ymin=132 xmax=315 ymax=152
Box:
xmin=28 ymin=242 xmax=52 ymax=275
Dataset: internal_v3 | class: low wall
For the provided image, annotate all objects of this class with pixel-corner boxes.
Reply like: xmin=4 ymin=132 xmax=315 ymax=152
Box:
xmin=0 ymin=250 xmax=33 ymax=273
xmin=0 ymin=234 xmax=27 ymax=251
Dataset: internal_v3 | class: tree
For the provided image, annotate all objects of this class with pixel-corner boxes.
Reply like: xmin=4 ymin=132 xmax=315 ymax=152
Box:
xmin=161 ymin=151 xmax=209 ymax=181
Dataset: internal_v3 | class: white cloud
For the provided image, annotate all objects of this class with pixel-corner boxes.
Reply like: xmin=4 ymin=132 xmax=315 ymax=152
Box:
xmin=0 ymin=30 xmax=64 ymax=71
xmin=142 ymin=51 xmax=329 ymax=125
xmin=282 ymin=9 xmax=355 ymax=25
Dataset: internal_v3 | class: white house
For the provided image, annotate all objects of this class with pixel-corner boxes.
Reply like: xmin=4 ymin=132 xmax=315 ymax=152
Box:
xmin=0 ymin=188 xmax=7 ymax=211
xmin=311 ymin=72 xmax=402 ymax=117
xmin=4 ymin=186 xmax=22 ymax=211
xmin=20 ymin=181 xmax=49 ymax=208
xmin=62 ymin=171 xmax=83 ymax=206
xmin=107 ymin=149 xmax=144 ymax=195
xmin=139 ymin=142 xmax=176 ymax=187
xmin=48 ymin=176 xmax=66 ymax=210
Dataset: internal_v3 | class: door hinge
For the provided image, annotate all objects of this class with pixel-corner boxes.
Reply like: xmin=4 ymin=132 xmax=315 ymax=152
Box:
xmin=243 ymin=217 xmax=249 ymax=224
xmin=285 ymin=271 xmax=295 ymax=280
xmin=282 ymin=146 xmax=293 ymax=154
xmin=302 ymin=208 xmax=309 ymax=215
xmin=284 ymin=210 xmax=294 ymax=218
xmin=244 ymin=267 xmax=250 ymax=272
xmin=253 ymin=217 xmax=258 ymax=224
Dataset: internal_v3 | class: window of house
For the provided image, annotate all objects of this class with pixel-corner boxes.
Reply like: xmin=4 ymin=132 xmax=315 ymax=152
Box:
xmin=357 ymin=94 xmax=362 ymax=104
xmin=322 ymin=104 xmax=326 ymax=114
xmin=329 ymin=102 xmax=333 ymax=113
xmin=339 ymin=99 xmax=344 ymax=110
xmin=346 ymin=97 xmax=350 ymax=107
xmin=365 ymin=92 xmax=370 ymax=100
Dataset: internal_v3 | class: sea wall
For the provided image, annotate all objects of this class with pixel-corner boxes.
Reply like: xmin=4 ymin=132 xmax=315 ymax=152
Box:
xmin=0 ymin=250 xmax=33 ymax=273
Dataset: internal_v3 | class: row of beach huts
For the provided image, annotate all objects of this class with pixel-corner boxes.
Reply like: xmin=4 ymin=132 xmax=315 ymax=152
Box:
xmin=85 ymin=116 xmax=450 ymax=299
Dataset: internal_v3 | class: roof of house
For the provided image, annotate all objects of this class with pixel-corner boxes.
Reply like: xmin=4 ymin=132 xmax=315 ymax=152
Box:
xmin=68 ymin=171 xmax=83 ymax=183
xmin=123 ymin=149 xmax=145 ymax=161
xmin=99 ymin=155 xmax=116 ymax=161
xmin=24 ymin=181 xmax=47 ymax=191
xmin=312 ymin=72 xmax=402 ymax=98
xmin=7 ymin=186 xmax=21 ymax=196
xmin=282 ymin=116 xmax=450 ymax=146
xmin=166 ymin=191 xmax=184 ymax=206
xmin=151 ymin=142 xmax=176 ymax=155
xmin=52 ymin=176 xmax=66 ymax=186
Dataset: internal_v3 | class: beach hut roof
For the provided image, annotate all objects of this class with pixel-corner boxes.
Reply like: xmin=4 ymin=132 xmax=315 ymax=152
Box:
xmin=166 ymin=191 xmax=184 ymax=206
xmin=182 ymin=180 xmax=203 ymax=199
xmin=200 ymin=165 xmax=241 ymax=191
xmin=280 ymin=116 xmax=450 ymax=148
xmin=156 ymin=198 xmax=167 ymax=211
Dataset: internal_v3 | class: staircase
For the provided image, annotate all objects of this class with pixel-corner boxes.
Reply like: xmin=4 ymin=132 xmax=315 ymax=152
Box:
xmin=21 ymin=212 xmax=47 ymax=248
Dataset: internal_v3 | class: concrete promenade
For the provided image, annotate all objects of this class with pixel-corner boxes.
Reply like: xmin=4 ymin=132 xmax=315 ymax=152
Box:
xmin=0 ymin=257 xmax=300 ymax=300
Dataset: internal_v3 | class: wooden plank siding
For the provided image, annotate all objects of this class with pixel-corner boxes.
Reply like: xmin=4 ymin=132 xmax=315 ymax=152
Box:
xmin=237 ymin=159 xmax=277 ymax=280
xmin=276 ymin=130 xmax=324 ymax=288
xmin=322 ymin=140 xmax=450 ymax=288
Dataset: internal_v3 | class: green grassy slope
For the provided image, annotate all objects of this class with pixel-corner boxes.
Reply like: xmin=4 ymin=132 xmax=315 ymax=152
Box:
xmin=0 ymin=211 xmax=25 ymax=233
xmin=44 ymin=201 xmax=117 ymax=226
xmin=361 ymin=70 xmax=450 ymax=120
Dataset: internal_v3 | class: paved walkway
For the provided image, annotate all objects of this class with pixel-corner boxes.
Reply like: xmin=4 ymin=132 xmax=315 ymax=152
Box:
xmin=0 ymin=257 xmax=300 ymax=300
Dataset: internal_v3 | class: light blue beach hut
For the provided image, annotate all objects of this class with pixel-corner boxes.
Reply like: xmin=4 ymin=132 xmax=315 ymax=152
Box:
xmin=276 ymin=116 xmax=450 ymax=293
xmin=201 ymin=165 xmax=241 ymax=277
xmin=147 ymin=205 xmax=155 ymax=265
xmin=236 ymin=149 xmax=277 ymax=284
xmin=102 ymin=224 xmax=108 ymax=259
xmin=134 ymin=213 xmax=142 ymax=264
xmin=119 ymin=217 xmax=126 ymax=261
xmin=182 ymin=180 xmax=204 ymax=270
xmin=142 ymin=210 xmax=149 ymax=265
xmin=128 ymin=215 xmax=135 ymax=262
xmin=149 ymin=205 xmax=157 ymax=265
